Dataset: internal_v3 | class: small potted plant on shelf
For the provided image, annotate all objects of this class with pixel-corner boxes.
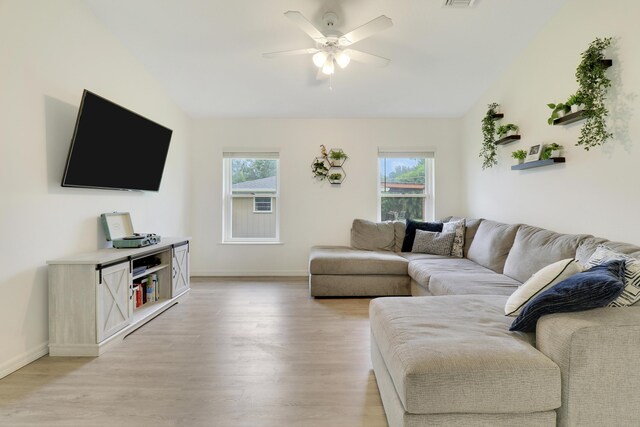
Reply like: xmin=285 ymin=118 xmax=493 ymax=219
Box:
xmin=566 ymin=92 xmax=586 ymax=113
xmin=496 ymin=123 xmax=519 ymax=139
xmin=328 ymin=172 xmax=343 ymax=184
xmin=511 ymin=149 xmax=527 ymax=165
xmin=328 ymin=149 xmax=348 ymax=166
xmin=547 ymin=102 xmax=571 ymax=124
xmin=541 ymin=143 xmax=564 ymax=160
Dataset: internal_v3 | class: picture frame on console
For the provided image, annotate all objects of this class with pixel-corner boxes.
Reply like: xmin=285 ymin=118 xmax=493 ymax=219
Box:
xmin=525 ymin=144 xmax=542 ymax=162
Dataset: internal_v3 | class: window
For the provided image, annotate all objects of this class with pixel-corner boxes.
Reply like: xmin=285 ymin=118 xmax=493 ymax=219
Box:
xmin=378 ymin=150 xmax=434 ymax=222
xmin=253 ymin=197 xmax=272 ymax=213
xmin=223 ymin=152 xmax=279 ymax=242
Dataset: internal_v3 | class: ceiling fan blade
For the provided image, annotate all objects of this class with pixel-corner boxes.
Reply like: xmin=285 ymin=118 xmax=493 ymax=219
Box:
xmin=339 ymin=15 xmax=393 ymax=46
xmin=262 ymin=48 xmax=319 ymax=59
xmin=284 ymin=11 xmax=327 ymax=43
xmin=316 ymin=67 xmax=329 ymax=80
xmin=344 ymin=49 xmax=390 ymax=67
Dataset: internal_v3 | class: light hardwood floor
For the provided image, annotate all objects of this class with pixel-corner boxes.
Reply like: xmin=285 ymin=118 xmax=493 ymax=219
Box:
xmin=0 ymin=277 xmax=388 ymax=426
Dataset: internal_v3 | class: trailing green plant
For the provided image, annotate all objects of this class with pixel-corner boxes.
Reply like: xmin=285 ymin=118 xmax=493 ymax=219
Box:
xmin=575 ymin=37 xmax=613 ymax=150
xmin=480 ymin=102 xmax=500 ymax=169
xmin=511 ymin=149 xmax=527 ymax=160
xmin=496 ymin=123 xmax=519 ymax=138
xmin=547 ymin=102 xmax=571 ymax=124
xmin=311 ymin=159 xmax=329 ymax=177
xmin=328 ymin=173 xmax=343 ymax=180
xmin=541 ymin=143 xmax=564 ymax=160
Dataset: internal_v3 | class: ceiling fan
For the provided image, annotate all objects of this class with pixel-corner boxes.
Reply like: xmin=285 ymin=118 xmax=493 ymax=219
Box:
xmin=263 ymin=10 xmax=393 ymax=79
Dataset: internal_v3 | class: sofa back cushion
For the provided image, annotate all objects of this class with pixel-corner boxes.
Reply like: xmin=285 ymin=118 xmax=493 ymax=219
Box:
xmin=350 ymin=219 xmax=395 ymax=251
xmin=576 ymin=237 xmax=640 ymax=265
xmin=466 ymin=220 xmax=519 ymax=273
xmin=503 ymin=225 xmax=591 ymax=283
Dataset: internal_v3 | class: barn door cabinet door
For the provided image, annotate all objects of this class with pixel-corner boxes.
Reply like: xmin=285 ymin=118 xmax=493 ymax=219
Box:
xmin=172 ymin=243 xmax=189 ymax=297
xmin=96 ymin=261 xmax=132 ymax=342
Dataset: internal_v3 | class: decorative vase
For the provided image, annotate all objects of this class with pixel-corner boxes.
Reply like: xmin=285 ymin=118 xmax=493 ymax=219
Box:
xmin=517 ymin=158 xmax=524 ymax=165
xmin=551 ymin=150 xmax=561 ymax=158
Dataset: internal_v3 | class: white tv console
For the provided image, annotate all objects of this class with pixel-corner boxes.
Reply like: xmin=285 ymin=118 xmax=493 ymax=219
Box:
xmin=47 ymin=238 xmax=190 ymax=356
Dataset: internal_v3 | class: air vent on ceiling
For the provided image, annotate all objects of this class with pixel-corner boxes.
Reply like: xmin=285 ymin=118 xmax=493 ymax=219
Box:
xmin=442 ymin=0 xmax=476 ymax=8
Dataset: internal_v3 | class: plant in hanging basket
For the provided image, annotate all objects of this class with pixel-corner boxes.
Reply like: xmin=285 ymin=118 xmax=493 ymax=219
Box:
xmin=575 ymin=37 xmax=613 ymax=150
xmin=480 ymin=102 xmax=500 ymax=169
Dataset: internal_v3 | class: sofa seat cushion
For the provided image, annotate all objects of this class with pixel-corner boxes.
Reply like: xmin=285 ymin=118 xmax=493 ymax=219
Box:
xmin=369 ymin=295 xmax=561 ymax=415
xmin=408 ymin=258 xmax=495 ymax=289
xmin=309 ymin=246 xmax=408 ymax=275
xmin=503 ymin=225 xmax=591 ymax=283
xmin=428 ymin=272 xmax=520 ymax=296
xmin=400 ymin=253 xmax=451 ymax=262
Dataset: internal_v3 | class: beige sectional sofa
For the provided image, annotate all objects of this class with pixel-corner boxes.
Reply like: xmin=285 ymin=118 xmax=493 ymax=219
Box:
xmin=308 ymin=218 xmax=640 ymax=426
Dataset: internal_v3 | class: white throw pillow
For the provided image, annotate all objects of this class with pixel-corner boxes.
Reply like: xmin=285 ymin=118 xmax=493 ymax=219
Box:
xmin=586 ymin=245 xmax=640 ymax=307
xmin=505 ymin=258 xmax=584 ymax=316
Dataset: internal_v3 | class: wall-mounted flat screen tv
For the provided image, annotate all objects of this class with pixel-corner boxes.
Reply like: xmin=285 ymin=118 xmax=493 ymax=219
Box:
xmin=62 ymin=90 xmax=172 ymax=191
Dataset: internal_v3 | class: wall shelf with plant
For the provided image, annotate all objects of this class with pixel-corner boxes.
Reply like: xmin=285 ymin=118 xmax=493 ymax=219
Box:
xmin=311 ymin=145 xmax=348 ymax=184
xmin=547 ymin=38 xmax=613 ymax=150
xmin=495 ymin=123 xmax=521 ymax=145
xmin=511 ymin=157 xmax=565 ymax=171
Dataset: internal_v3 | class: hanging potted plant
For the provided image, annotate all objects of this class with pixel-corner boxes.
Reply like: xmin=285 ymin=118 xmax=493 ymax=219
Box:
xmin=575 ymin=37 xmax=613 ymax=150
xmin=511 ymin=149 xmax=527 ymax=165
xmin=480 ymin=102 xmax=500 ymax=169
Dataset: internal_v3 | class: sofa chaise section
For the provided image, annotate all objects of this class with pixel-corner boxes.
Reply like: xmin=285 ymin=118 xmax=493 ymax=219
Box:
xmin=370 ymin=295 xmax=561 ymax=426
xmin=309 ymin=246 xmax=410 ymax=296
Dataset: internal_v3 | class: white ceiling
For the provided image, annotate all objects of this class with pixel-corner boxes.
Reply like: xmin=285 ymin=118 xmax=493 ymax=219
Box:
xmin=84 ymin=0 xmax=565 ymax=118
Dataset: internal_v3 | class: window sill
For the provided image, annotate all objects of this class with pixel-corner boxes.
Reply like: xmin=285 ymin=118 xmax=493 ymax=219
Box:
xmin=219 ymin=241 xmax=283 ymax=245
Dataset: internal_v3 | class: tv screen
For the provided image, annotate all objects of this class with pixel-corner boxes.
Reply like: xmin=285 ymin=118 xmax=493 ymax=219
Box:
xmin=62 ymin=90 xmax=172 ymax=191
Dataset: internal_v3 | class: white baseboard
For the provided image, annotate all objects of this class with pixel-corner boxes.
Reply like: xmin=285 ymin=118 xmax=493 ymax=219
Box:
xmin=0 ymin=342 xmax=49 ymax=380
xmin=191 ymin=270 xmax=308 ymax=277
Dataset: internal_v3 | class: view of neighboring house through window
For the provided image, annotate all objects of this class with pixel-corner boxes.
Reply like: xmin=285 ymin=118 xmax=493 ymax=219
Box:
xmin=223 ymin=152 xmax=279 ymax=242
xmin=378 ymin=151 xmax=434 ymax=222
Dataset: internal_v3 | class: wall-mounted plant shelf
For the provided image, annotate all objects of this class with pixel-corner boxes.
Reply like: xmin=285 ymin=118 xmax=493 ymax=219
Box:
xmin=494 ymin=135 xmax=521 ymax=145
xmin=553 ymin=110 xmax=585 ymax=125
xmin=511 ymin=157 xmax=565 ymax=170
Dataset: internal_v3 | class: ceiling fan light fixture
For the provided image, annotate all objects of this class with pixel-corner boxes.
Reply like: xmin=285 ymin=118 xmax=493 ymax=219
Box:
xmin=322 ymin=56 xmax=335 ymax=75
xmin=312 ymin=51 xmax=328 ymax=68
xmin=336 ymin=52 xmax=351 ymax=68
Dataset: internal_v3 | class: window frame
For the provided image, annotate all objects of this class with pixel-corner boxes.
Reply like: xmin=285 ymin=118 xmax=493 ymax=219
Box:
xmin=222 ymin=153 xmax=280 ymax=243
xmin=377 ymin=151 xmax=435 ymax=222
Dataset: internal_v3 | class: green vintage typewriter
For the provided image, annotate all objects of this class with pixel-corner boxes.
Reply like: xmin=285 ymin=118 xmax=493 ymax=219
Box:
xmin=100 ymin=212 xmax=161 ymax=249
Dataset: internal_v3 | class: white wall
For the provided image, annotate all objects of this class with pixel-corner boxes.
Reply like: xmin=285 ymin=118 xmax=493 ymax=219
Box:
xmin=460 ymin=0 xmax=640 ymax=244
xmin=0 ymin=0 xmax=191 ymax=378
xmin=190 ymin=118 xmax=463 ymax=275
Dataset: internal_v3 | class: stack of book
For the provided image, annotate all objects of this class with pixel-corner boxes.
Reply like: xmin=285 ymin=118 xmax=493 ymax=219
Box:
xmin=133 ymin=273 xmax=160 ymax=309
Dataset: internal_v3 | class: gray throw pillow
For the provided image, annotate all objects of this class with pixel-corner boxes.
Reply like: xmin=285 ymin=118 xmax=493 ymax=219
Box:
xmin=443 ymin=219 xmax=465 ymax=258
xmin=412 ymin=229 xmax=455 ymax=255
xmin=350 ymin=219 xmax=395 ymax=251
